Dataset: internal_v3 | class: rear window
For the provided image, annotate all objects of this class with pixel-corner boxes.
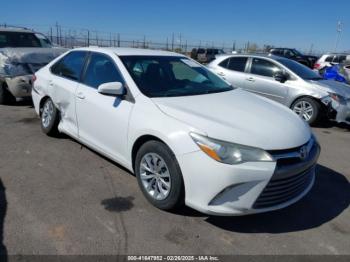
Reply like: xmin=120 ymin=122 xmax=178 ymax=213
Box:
xmin=334 ymin=55 xmax=346 ymax=63
xmin=51 ymin=51 xmax=87 ymax=81
xmin=270 ymin=49 xmax=281 ymax=55
xmin=0 ymin=31 xmax=42 ymax=48
xmin=325 ymin=56 xmax=334 ymax=62
xmin=219 ymin=58 xmax=229 ymax=68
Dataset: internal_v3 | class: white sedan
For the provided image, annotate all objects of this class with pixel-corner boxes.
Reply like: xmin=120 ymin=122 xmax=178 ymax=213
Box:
xmin=32 ymin=47 xmax=320 ymax=215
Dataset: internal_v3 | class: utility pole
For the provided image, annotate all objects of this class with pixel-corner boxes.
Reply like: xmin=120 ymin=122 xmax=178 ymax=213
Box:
xmin=334 ymin=20 xmax=343 ymax=52
xmin=59 ymin=25 xmax=62 ymax=46
xmin=55 ymin=22 xmax=59 ymax=45
xmin=50 ymin=27 xmax=53 ymax=43
xmin=309 ymin=43 xmax=314 ymax=55
xmin=117 ymin=33 xmax=120 ymax=47
xmin=87 ymin=30 xmax=90 ymax=46
xmin=179 ymin=33 xmax=182 ymax=50
xmin=171 ymin=33 xmax=174 ymax=51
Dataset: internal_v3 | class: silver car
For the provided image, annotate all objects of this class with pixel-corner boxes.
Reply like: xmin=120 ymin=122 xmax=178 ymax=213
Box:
xmin=208 ymin=54 xmax=350 ymax=125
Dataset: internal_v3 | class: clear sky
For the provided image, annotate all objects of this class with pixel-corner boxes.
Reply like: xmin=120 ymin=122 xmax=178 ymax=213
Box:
xmin=1 ymin=0 xmax=349 ymax=53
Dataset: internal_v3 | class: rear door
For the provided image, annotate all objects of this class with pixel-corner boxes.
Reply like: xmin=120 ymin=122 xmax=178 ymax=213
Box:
xmin=75 ymin=52 xmax=134 ymax=164
xmin=49 ymin=51 xmax=88 ymax=137
xmin=215 ymin=56 xmax=249 ymax=89
xmin=244 ymin=57 xmax=288 ymax=104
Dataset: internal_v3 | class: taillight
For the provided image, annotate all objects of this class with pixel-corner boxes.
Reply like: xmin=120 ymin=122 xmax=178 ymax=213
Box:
xmin=314 ymin=63 xmax=320 ymax=69
xmin=32 ymin=74 xmax=37 ymax=83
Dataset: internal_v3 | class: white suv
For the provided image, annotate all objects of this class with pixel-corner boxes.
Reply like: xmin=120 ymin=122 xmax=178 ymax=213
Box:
xmin=314 ymin=53 xmax=350 ymax=73
xmin=32 ymin=47 xmax=319 ymax=216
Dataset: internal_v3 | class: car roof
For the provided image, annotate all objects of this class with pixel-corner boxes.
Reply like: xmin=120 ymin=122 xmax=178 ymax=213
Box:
xmin=0 ymin=27 xmax=36 ymax=33
xmin=213 ymin=53 xmax=286 ymax=62
xmin=322 ymin=53 xmax=350 ymax=56
xmin=73 ymin=47 xmax=185 ymax=57
xmin=270 ymin=48 xmax=294 ymax=50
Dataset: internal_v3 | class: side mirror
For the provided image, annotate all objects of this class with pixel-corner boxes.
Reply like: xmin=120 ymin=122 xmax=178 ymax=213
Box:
xmin=97 ymin=82 xmax=125 ymax=96
xmin=274 ymin=72 xmax=288 ymax=83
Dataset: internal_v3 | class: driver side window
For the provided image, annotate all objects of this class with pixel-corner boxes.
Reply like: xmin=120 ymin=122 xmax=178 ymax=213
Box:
xmin=83 ymin=53 xmax=124 ymax=89
xmin=284 ymin=50 xmax=294 ymax=58
xmin=250 ymin=58 xmax=282 ymax=78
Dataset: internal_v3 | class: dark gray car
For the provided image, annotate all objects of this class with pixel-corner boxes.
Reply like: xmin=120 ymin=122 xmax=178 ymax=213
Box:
xmin=208 ymin=54 xmax=350 ymax=125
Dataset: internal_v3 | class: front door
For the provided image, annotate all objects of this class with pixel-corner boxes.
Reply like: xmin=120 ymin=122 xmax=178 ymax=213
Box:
xmin=244 ymin=57 xmax=288 ymax=104
xmin=75 ymin=52 xmax=134 ymax=165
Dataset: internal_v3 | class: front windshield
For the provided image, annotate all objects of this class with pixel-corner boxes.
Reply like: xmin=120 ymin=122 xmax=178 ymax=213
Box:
xmin=292 ymin=49 xmax=303 ymax=56
xmin=0 ymin=32 xmax=44 ymax=48
xmin=277 ymin=58 xmax=322 ymax=80
xmin=120 ymin=56 xmax=233 ymax=97
xmin=35 ymin=33 xmax=52 ymax=47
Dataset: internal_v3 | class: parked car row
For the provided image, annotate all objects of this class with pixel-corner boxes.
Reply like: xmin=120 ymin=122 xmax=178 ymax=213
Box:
xmin=207 ymin=54 xmax=350 ymax=125
xmin=268 ymin=48 xmax=318 ymax=69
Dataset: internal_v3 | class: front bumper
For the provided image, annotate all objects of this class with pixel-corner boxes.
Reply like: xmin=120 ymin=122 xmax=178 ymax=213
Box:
xmin=5 ymin=75 xmax=33 ymax=98
xmin=332 ymin=100 xmax=350 ymax=124
xmin=178 ymin=140 xmax=320 ymax=216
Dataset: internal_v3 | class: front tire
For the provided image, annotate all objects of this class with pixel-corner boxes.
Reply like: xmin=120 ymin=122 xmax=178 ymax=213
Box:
xmin=41 ymin=98 xmax=59 ymax=136
xmin=135 ymin=141 xmax=184 ymax=210
xmin=291 ymin=97 xmax=321 ymax=126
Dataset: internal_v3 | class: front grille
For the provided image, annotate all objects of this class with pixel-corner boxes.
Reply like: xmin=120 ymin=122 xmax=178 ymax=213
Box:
xmin=253 ymin=138 xmax=320 ymax=209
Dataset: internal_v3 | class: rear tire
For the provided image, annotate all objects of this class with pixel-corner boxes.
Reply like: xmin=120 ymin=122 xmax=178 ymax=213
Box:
xmin=291 ymin=97 xmax=321 ymax=126
xmin=41 ymin=98 xmax=60 ymax=136
xmin=135 ymin=141 xmax=184 ymax=210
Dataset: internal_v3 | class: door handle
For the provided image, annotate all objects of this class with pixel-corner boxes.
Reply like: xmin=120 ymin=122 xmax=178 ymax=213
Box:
xmin=246 ymin=77 xmax=255 ymax=82
xmin=76 ymin=92 xmax=85 ymax=99
xmin=48 ymin=80 xmax=54 ymax=87
xmin=217 ymin=72 xmax=225 ymax=76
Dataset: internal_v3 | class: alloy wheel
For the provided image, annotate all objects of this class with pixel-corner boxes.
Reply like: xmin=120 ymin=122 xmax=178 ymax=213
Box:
xmin=139 ymin=153 xmax=171 ymax=200
xmin=293 ymin=100 xmax=314 ymax=121
xmin=42 ymin=100 xmax=54 ymax=128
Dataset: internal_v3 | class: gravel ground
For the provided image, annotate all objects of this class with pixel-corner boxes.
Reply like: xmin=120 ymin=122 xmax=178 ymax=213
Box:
xmin=0 ymin=102 xmax=349 ymax=255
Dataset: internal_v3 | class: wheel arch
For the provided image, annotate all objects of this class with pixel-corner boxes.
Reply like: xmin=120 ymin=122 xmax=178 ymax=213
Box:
xmin=131 ymin=134 xmax=168 ymax=172
xmin=289 ymin=95 xmax=324 ymax=109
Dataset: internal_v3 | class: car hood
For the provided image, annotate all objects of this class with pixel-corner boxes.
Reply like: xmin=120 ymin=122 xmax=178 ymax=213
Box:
xmin=0 ymin=47 xmax=67 ymax=76
xmin=152 ymin=89 xmax=310 ymax=150
xmin=309 ymin=80 xmax=350 ymax=98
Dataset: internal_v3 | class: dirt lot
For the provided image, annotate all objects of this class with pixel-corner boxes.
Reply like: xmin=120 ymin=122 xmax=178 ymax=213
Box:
xmin=0 ymin=102 xmax=349 ymax=255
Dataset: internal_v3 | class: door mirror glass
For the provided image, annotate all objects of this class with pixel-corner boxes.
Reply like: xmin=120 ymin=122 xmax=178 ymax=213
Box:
xmin=274 ymin=72 xmax=288 ymax=83
xmin=97 ymin=82 xmax=125 ymax=96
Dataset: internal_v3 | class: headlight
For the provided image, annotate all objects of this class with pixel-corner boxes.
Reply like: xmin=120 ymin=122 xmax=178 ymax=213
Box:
xmin=328 ymin=92 xmax=347 ymax=104
xmin=190 ymin=133 xmax=273 ymax=165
